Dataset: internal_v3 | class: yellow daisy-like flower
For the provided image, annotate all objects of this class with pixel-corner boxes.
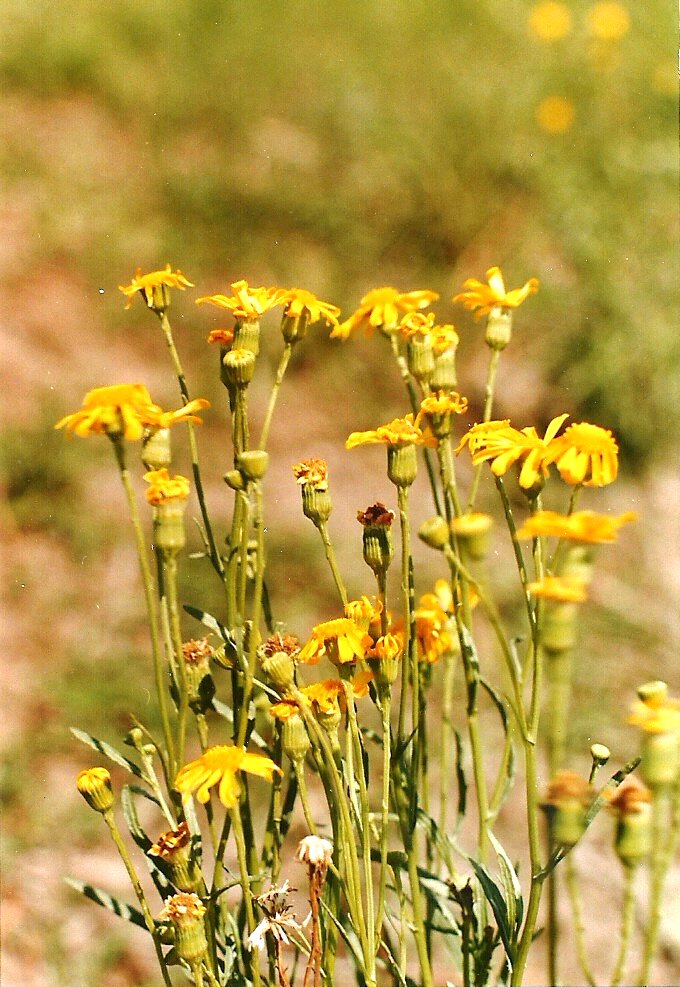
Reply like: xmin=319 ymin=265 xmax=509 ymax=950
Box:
xmin=629 ymin=699 xmax=680 ymax=735
xmin=277 ymin=288 xmax=341 ymax=327
xmin=269 ymin=698 xmax=304 ymax=722
xmin=457 ymin=414 xmax=568 ymax=489
xmin=298 ymin=618 xmax=372 ymax=666
xmin=292 ymin=458 xmax=329 ymax=490
xmin=453 ymin=267 xmax=539 ymax=319
xmin=516 ymin=509 xmax=637 ymax=543
xmin=55 ymin=384 xmax=209 ymax=442
xmin=420 ymin=391 xmax=469 ymax=417
xmin=196 ymin=279 xmax=284 ymax=320
xmin=345 ymin=596 xmax=381 ymax=631
xmin=367 ymin=633 xmax=403 ymax=662
xmin=300 ymin=679 xmax=344 ymax=715
xmin=528 ymin=1 xmax=573 ymax=40
xmin=527 ymin=575 xmax=588 ymax=603
xmin=331 ymin=287 xmax=439 ymax=340
xmin=586 ymin=1 xmax=630 ymax=40
xmin=175 ymin=745 xmax=282 ymax=808
xmin=119 ymin=264 xmax=194 ymax=310
xmin=144 ymin=468 xmax=191 ymax=506
xmin=346 ymin=413 xmax=437 ymax=450
xmin=415 ymin=583 xmax=457 ymax=664
xmin=543 ymin=421 xmax=618 ymax=486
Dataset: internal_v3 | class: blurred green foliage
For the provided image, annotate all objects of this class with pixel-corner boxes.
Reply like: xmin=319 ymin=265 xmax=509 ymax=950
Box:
xmin=2 ymin=0 xmax=677 ymax=463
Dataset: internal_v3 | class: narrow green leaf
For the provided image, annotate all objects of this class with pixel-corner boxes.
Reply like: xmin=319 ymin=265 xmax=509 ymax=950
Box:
xmin=469 ymin=859 xmax=513 ymax=962
xmin=65 ymin=877 xmax=147 ymax=929
xmin=121 ymin=786 xmax=174 ymax=899
xmin=71 ymin=728 xmax=145 ymax=780
xmin=488 ymin=831 xmax=523 ymax=935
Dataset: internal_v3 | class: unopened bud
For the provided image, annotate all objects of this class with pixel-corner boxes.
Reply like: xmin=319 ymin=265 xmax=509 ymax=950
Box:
xmin=237 ymin=450 xmax=269 ymax=481
xmin=418 ymin=516 xmax=450 ymax=550
xmin=484 ymin=306 xmax=512 ymax=351
xmin=387 ymin=444 xmax=418 ymax=487
xmin=77 ymin=767 xmax=114 ymax=814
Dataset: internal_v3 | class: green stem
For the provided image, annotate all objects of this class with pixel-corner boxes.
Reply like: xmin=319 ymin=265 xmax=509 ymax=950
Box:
xmin=294 ymin=762 xmax=317 ymax=835
xmin=164 ymin=551 xmax=189 ymax=767
xmin=612 ymin=864 xmax=637 ymax=986
xmin=467 ymin=347 xmax=501 ymax=510
xmin=103 ymin=809 xmax=173 ymax=987
xmin=158 ymin=311 xmax=224 ymax=579
xmin=237 ymin=482 xmax=266 ymax=749
xmin=316 ymin=520 xmax=348 ymax=608
xmin=258 ymin=343 xmax=293 ymax=450
xmin=230 ymin=801 xmax=262 ymax=987
xmin=511 ymin=741 xmax=544 ymax=985
xmin=375 ymin=694 xmax=392 ymax=952
xmin=637 ymin=787 xmax=673 ymax=985
xmin=565 ymin=854 xmax=596 ymax=986
xmin=113 ymin=440 xmax=176 ymax=775
xmin=396 ymin=485 xmax=417 ymax=748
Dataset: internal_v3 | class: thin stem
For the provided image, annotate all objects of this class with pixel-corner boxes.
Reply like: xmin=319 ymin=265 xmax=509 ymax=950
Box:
xmin=294 ymin=762 xmax=317 ymax=835
xmin=258 ymin=343 xmax=293 ymax=450
xmin=375 ymin=693 xmax=392 ymax=953
xmin=237 ymin=481 xmax=266 ymax=749
xmin=113 ymin=441 xmax=176 ymax=774
xmin=158 ymin=311 xmax=224 ymax=578
xmin=637 ymin=787 xmax=672 ymax=985
xmin=230 ymin=801 xmax=262 ymax=987
xmin=316 ymin=520 xmax=348 ymax=608
xmin=466 ymin=347 xmax=501 ymax=510
xmin=103 ymin=809 xmax=173 ymax=987
xmin=612 ymin=864 xmax=637 ymax=986
xmin=164 ymin=550 xmax=189 ymax=766
xmin=565 ymin=853 xmax=596 ymax=986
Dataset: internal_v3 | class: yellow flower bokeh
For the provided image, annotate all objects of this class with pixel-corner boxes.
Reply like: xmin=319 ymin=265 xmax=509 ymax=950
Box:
xmin=528 ymin=1 xmax=573 ymax=41
xmin=536 ymin=95 xmax=575 ymax=134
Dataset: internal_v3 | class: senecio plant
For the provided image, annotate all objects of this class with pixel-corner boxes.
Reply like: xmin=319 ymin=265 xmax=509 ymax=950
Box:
xmin=58 ymin=263 xmax=679 ymax=987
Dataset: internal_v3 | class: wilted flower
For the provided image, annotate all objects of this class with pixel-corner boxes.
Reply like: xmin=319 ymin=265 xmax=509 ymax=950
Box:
xmin=292 ymin=458 xmax=329 ymax=490
xmin=296 ymin=835 xmax=334 ymax=869
xmin=247 ymin=881 xmax=308 ymax=953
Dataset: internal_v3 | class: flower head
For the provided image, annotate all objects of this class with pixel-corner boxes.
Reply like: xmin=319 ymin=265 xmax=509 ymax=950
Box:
xmin=175 ymin=745 xmax=282 ymax=808
xmin=298 ymin=618 xmax=372 ymax=666
xmin=331 ymin=287 xmax=438 ymax=340
xmin=516 ymin=509 xmax=636 ymax=543
xmin=527 ymin=575 xmax=588 ymax=603
xmin=277 ymin=288 xmax=341 ymax=327
xmin=420 ymin=391 xmax=468 ymax=418
xmin=292 ymin=458 xmax=329 ymax=490
xmin=346 ymin=413 xmax=437 ymax=450
xmin=55 ymin=385 xmax=209 ymax=441
xmin=400 ymin=311 xmax=437 ymax=338
xmin=457 ymin=414 xmax=568 ymax=489
xmin=196 ymin=279 xmax=284 ymax=320
xmin=149 ymin=821 xmax=191 ymax=860
xmin=119 ymin=265 xmax=194 ymax=310
xmin=207 ymin=327 xmax=235 ymax=345
xmin=430 ymin=323 xmax=460 ymax=354
xmin=629 ymin=686 xmax=680 ymax=735
xmin=415 ymin=582 xmax=457 ymax=664
xmin=296 ymin=835 xmax=334 ymax=869
xmin=76 ymin=766 xmax=114 ymax=813
xmin=453 ymin=267 xmax=539 ymax=319
xmin=144 ymin=468 xmax=191 ymax=506
xmin=159 ymin=891 xmax=206 ymax=924
xmin=542 ymin=421 xmax=619 ymax=486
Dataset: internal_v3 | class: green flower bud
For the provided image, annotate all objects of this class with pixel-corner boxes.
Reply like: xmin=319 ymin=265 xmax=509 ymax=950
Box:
xmin=484 ymin=306 xmax=513 ymax=351
xmin=387 ymin=444 xmax=418 ymax=487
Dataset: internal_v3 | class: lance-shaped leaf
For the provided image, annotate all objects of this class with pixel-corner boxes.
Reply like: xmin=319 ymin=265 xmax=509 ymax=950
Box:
xmin=71 ymin=728 xmax=146 ymax=781
xmin=65 ymin=877 xmax=147 ymax=930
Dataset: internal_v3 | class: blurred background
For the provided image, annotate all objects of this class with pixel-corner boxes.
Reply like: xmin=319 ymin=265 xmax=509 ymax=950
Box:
xmin=1 ymin=1 xmax=677 ymax=984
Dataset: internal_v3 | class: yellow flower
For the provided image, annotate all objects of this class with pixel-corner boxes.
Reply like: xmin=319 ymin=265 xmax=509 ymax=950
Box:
xmin=76 ymin=766 xmax=114 ymax=813
xmin=457 ymin=414 xmax=568 ymax=489
xmin=144 ymin=468 xmax=190 ymax=505
xmin=331 ymin=287 xmax=439 ymax=340
xmin=207 ymin=328 xmax=235 ymax=345
xmin=300 ymin=679 xmax=344 ymax=715
xmin=586 ymin=2 xmax=630 ymax=40
xmin=453 ymin=267 xmax=539 ymax=319
xmin=277 ymin=288 xmax=341 ymax=327
xmin=346 ymin=413 xmax=437 ymax=450
xmin=55 ymin=384 xmax=209 ymax=442
xmin=298 ymin=618 xmax=372 ymax=666
xmin=528 ymin=1 xmax=573 ymax=40
xmin=400 ymin=311 xmax=436 ymax=338
xmin=119 ymin=264 xmax=194 ymax=310
xmin=419 ymin=391 xmax=468 ymax=417
xmin=367 ymin=633 xmax=403 ymax=662
xmin=345 ymin=596 xmax=381 ymax=631
xmin=516 ymin=509 xmax=637 ymax=543
xmin=196 ymin=279 xmax=284 ymax=319
xmin=543 ymin=421 xmax=618 ymax=486
xmin=415 ymin=584 xmax=456 ymax=664
xmin=430 ymin=323 xmax=459 ymax=355
xmin=175 ymin=745 xmax=282 ymax=808
xmin=527 ymin=575 xmax=588 ymax=603
xmin=292 ymin=458 xmax=329 ymax=490
xmin=269 ymin=698 xmax=304 ymax=722
xmin=536 ymin=96 xmax=576 ymax=134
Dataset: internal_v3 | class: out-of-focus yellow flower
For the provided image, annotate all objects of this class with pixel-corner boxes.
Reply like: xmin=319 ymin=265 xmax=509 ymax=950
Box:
xmin=457 ymin=414 xmax=568 ymax=489
xmin=196 ymin=279 xmax=284 ymax=319
xmin=543 ymin=421 xmax=618 ymax=486
xmin=430 ymin=323 xmax=459 ymax=354
xmin=527 ymin=575 xmax=588 ymax=603
xmin=331 ymin=287 xmax=438 ymax=340
xmin=453 ymin=267 xmax=539 ymax=319
xmin=55 ymin=384 xmax=209 ymax=441
xmin=175 ymin=745 xmax=281 ymax=808
xmin=292 ymin=458 xmax=329 ymax=490
xmin=346 ymin=413 xmax=437 ymax=450
xmin=400 ymin=311 xmax=437 ymax=338
xmin=345 ymin=596 xmax=381 ymax=631
xmin=298 ymin=618 xmax=372 ymax=666
xmin=586 ymin=1 xmax=630 ymax=40
xmin=415 ymin=583 xmax=457 ymax=664
xmin=144 ymin=468 xmax=190 ymax=506
xmin=119 ymin=265 xmax=194 ymax=310
xmin=629 ymin=692 xmax=680 ymax=735
xmin=528 ymin=1 xmax=573 ymax=40
xmin=277 ymin=288 xmax=341 ymax=327
xmin=536 ymin=96 xmax=575 ymax=134
xmin=517 ymin=509 xmax=637 ymax=543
